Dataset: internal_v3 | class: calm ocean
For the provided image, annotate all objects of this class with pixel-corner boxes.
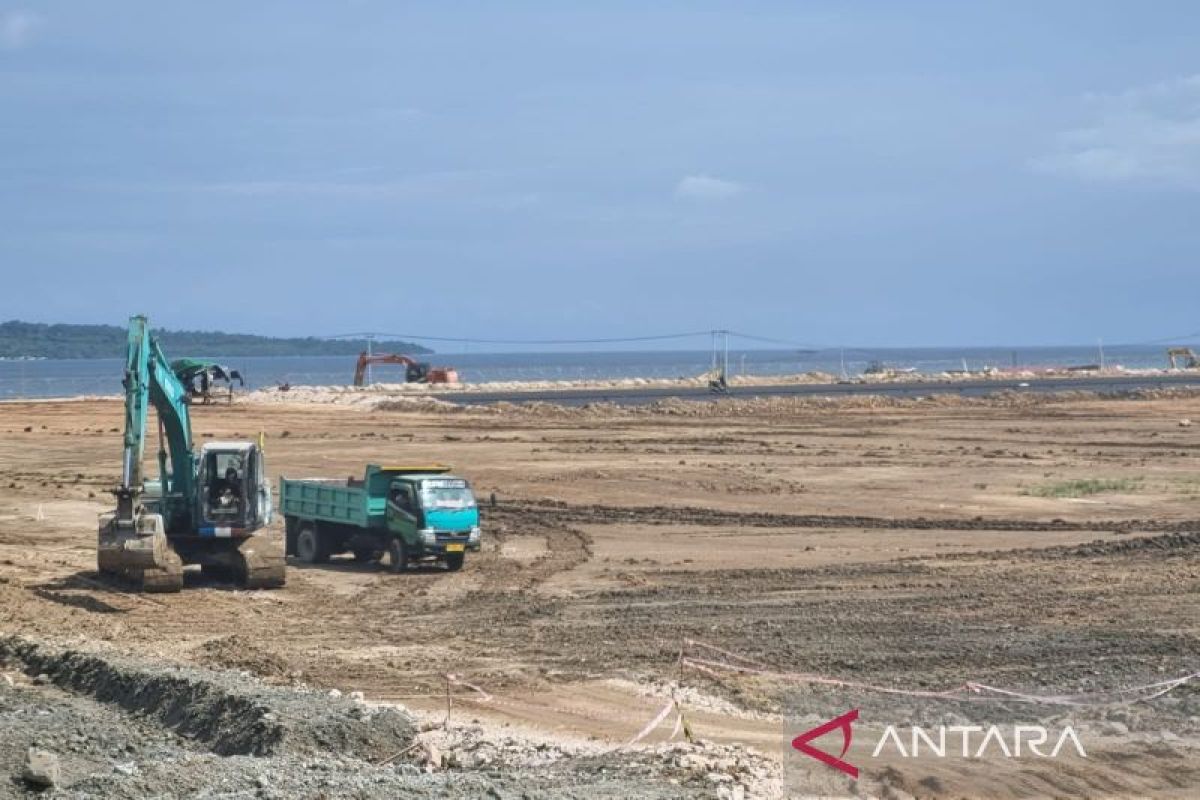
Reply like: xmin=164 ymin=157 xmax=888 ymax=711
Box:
xmin=0 ymin=344 xmax=1183 ymax=399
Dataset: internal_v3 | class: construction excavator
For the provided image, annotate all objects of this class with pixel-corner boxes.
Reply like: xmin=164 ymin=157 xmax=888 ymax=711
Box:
xmin=97 ymin=316 xmax=285 ymax=592
xmin=353 ymin=351 xmax=459 ymax=386
xmin=1167 ymin=347 xmax=1200 ymax=370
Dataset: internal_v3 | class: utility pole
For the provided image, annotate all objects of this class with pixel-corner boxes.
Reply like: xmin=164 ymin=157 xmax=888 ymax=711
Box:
xmin=722 ymin=330 xmax=729 ymax=382
xmin=366 ymin=334 xmax=375 ymax=385
xmin=709 ymin=329 xmax=730 ymax=391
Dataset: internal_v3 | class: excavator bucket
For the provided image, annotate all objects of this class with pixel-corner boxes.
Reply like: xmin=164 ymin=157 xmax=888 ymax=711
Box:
xmin=97 ymin=511 xmax=184 ymax=592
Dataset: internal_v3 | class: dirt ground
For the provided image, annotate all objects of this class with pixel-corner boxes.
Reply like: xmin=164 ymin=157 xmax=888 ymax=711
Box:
xmin=1 ymin=391 xmax=1198 ymax=798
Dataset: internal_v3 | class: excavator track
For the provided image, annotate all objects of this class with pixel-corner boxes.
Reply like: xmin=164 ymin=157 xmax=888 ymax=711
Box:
xmin=233 ymin=532 xmax=286 ymax=589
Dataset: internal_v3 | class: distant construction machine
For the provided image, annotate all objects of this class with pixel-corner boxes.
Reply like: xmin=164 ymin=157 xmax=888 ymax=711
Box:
xmin=171 ymin=358 xmax=244 ymax=404
xmin=97 ymin=316 xmax=285 ymax=592
xmin=353 ymin=351 xmax=459 ymax=386
xmin=1167 ymin=347 xmax=1200 ymax=370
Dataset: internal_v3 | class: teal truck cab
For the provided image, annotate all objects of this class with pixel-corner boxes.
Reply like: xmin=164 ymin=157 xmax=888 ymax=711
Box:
xmin=279 ymin=465 xmax=481 ymax=572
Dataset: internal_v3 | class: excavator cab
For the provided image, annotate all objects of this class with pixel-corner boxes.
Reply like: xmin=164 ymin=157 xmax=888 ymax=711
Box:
xmin=197 ymin=442 xmax=272 ymax=530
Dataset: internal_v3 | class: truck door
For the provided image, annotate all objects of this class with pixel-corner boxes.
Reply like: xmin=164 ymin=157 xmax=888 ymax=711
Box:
xmin=386 ymin=481 xmax=418 ymax=539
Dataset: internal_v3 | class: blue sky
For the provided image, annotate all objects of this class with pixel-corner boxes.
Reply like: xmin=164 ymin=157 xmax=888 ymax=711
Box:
xmin=1 ymin=2 xmax=1198 ymax=347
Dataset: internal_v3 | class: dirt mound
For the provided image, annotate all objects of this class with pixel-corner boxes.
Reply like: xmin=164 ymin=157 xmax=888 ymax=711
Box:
xmin=499 ymin=498 xmax=1196 ymax=534
xmin=195 ymin=634 xmax=293 ymax=681
xmin=1029 ymin=530 xmax=1200 ymax=559
xmin=0 ymin=636 xmax=413 ymax=759
xmin=0 ymin=662 xmax=741 ymax=798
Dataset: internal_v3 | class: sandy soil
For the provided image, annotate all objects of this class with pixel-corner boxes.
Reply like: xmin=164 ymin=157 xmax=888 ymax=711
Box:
xmin=1 ymin=391 xmax=1198 ymax=797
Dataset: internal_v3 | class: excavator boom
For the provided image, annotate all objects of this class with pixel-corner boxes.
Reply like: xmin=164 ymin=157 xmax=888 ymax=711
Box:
xmin=115 ymin=319 xmax=150 ymax=520
xmin=112 ymin=316 xmax=196 ymax=530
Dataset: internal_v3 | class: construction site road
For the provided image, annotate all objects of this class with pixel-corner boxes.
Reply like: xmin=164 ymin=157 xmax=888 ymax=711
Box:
xmin=440 ymin=371 xmax=1200 ymax=406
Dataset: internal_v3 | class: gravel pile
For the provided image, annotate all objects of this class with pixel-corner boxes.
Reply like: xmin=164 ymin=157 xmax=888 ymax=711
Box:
xmin=0 ymin=636 xmax=783 ymax=798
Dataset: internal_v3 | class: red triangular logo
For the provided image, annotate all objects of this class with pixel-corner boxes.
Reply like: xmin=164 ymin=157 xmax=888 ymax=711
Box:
xmin=791 ymin=709 xmax=859 ymax=778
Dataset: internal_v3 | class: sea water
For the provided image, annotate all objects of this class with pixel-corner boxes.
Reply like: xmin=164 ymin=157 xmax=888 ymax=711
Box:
xmin=0 ymin=344 xmax=1182 ymax=399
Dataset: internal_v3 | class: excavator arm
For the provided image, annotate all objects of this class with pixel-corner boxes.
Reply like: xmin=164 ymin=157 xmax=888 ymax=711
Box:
xmin=100 ymin=315 xmax=195 ymax=590
xmin=115 ymin=319 xmax=151 ymax=523
xmin=354 ymin=352 xmax=418 ymax=386
xmin=115 ymin=315 xmax=196 ymax=532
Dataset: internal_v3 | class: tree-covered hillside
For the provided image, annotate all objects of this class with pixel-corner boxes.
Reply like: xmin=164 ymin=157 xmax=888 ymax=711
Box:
xmin=0 ymin=321 xmax=431 ymax=359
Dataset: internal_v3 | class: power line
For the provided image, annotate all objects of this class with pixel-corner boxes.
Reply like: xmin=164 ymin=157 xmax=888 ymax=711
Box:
xmin=324 ymin=329 xmax=724 ymax=346
xmin=725 ymin=330 xmax=828 ymax=349
xmin=1121 ymin=329 xmax=1200 ymax=347
xmin=319 ymin=326 xmax=1200 ymax=352
xmin=324 ymin=329 xmax=841 ymax=348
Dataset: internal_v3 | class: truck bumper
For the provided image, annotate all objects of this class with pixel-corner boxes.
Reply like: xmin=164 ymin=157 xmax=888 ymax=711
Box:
xmin=416 ymin=537 xmax=474 ymax=557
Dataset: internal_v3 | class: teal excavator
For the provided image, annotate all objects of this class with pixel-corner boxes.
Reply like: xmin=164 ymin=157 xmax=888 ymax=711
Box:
xmin=97 ymin=315 xmax=285 ymax=592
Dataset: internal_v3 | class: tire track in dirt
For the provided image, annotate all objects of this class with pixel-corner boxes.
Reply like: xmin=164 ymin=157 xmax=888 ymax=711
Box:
xmin=480 ymin=510 xmax=593 ymax=589
xmin=229 ymin=514 xmax=598 ymax=701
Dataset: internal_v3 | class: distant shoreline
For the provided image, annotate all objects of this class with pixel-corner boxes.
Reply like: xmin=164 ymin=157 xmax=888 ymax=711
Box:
xmin=5 ymin=367 xmax=1200 ymax=408
xmin=0 ymin=320 xmax=431 ymax=360
xmin=2 ymin=346 xmax=1195 ymax=401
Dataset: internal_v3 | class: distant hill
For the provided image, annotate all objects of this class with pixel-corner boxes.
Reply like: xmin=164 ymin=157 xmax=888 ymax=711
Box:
xmin=0 ymin=321 xmax=432 ymax=359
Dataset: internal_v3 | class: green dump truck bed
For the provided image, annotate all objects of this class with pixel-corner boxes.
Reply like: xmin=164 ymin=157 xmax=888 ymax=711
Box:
xmin=279 ymin=464 xmax=449 ymax=529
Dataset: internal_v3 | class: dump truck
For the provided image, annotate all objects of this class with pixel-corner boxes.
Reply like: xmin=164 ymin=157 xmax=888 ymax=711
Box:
xmin=279 ymin=465 xmax=481 ymax=572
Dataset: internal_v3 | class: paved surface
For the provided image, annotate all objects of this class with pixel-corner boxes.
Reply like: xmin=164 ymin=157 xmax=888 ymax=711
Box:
xmin=441 ymin=373 xmax=1200 ymax=406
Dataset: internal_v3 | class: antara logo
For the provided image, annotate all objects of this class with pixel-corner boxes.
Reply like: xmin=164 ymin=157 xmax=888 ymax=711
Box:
xmin=791 ymin=709 xmax=860 ymax=778
xmin=872 ymin=724 xmax=1088 ymax=760
xmin=791 ymin=710 xmax=1087 ymax=778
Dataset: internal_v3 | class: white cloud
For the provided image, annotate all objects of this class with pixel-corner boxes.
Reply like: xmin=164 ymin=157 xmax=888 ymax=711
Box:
xmin=1033 ymin=75 xmax=1200 ymax=189
xmin=0 ymin=10 xmax=41 ymax=50
xmin=673 ymin=174 xmax=745 ymax=201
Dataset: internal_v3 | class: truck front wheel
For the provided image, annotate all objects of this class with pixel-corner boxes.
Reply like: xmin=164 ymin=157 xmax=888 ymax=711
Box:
xmin=445 ymin=552 xmax=464 ymax=571
xmin=296 ymin=524 xmax=329 ymax=564
xmin=387 ymin=538 xmax=408 ymax=574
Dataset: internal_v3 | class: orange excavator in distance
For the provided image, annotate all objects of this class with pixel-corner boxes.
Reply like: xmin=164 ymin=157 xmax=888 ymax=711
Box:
xmin=353 ymin=352 xmax=460 ymax=386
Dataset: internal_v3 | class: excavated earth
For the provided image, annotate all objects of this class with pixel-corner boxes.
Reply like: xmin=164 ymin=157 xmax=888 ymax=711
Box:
xmin=0 ymin=635 xmax=737 ymax=799
xmin=0 ymin=390 xmax=1198 ymax=798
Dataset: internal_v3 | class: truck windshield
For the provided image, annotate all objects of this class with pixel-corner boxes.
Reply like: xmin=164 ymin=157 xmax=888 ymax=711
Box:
xmin=420 ymin=481 xmax=475 ymax=509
